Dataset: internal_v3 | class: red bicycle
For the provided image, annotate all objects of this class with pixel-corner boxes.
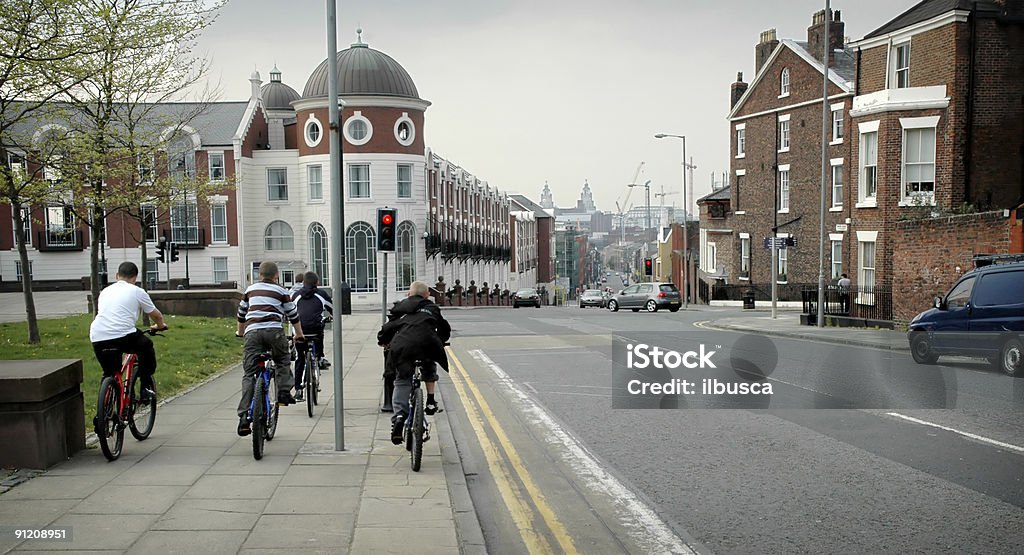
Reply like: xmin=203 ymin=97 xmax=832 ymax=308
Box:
xmin=95 ymin=327 xmax=166 ymax=461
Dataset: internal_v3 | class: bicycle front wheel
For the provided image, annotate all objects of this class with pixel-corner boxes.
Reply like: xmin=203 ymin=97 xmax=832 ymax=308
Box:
xmin=128 ymin=369 xmax=156 ymax=440
xmin=410 ymin=387 xmax=424 ymax=472
xmin=306 ymin=352 xmax=315 ymax=418
xmin=96 ymin=377 xmax=124 ymax=461
xmin=266 ymin=371 xmax=280 ymax=440
xmin=252 ymin=376 xmax=266 ymax=460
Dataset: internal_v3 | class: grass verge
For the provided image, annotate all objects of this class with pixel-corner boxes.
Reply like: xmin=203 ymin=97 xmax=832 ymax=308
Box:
xmin=0 ymin=314 xmax=241 ymax=428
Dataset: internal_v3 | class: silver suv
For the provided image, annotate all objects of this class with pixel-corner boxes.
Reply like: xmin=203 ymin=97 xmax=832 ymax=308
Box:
xmin=607 ymin=282 xmax=681 ymax=313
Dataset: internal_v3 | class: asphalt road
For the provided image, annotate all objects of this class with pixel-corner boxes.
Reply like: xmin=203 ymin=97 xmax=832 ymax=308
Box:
xmin=440 ymin=305 xmax=1024 ymax=554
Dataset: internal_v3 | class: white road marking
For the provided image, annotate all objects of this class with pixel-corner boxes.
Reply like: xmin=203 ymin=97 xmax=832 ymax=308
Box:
xmin=470 ymin=349 xmax=696 ymax=555
xmin=886 ymin=412 xmax=1024 ymax=454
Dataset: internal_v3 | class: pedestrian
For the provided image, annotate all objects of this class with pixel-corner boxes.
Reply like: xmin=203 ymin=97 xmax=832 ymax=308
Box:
xmin=837 ymin=273 xmax=852 ymax=314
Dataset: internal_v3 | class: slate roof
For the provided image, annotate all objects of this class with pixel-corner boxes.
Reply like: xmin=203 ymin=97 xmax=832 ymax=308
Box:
xmin=510 ymin=194 xmax=552 ymax=217
xmin=866 ymin=0 xmax=1001 ymax=38
xmin=303 ymin=43 xmax=420 ymax=99
xmin=697 ymin=186 xmax=731 ymax=204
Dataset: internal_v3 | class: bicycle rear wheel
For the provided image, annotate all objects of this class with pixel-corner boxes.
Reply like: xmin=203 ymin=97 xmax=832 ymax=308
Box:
xmin=252 ymin=376 xmax=266 ymax=460
xmin=128 ymin=369 xmax=156 ymax=440
xmin=96 ymin=377 xmax=124 ymax=461
xmin=410 ymin=387 xmax=424 ymax=472
xmin=266 ymin=371 xmax=280 ymax=440
xmin=306 ymin=352 xmax=315 ymax=418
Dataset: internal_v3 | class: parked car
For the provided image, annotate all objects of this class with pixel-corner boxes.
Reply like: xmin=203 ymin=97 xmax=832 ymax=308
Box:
xmin=907 ymin=258 xmax=1024 ymax=376
xmin=579 ymin=289 xmax=606 ymax=308
xmin=607 ymin=282 xmax=681 ymax=313
xmin=512 ymin=288 xmax=541 ymax=308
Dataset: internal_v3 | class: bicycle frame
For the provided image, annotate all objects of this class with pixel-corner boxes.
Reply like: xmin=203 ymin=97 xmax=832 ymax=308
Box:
xmin=110 ymin=353 xmax=138 ymax=424
xmin=248 ymin=355 xmax=275 ymax=424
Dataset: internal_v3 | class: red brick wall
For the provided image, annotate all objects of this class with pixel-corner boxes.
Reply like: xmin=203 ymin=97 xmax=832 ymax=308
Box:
xmin=241 ymin=108 xmax=268 ymax=157
xmin=294 ymin=106 xmax=425 ymax=157
xmin=537 ymin=217 xmax=555 ymax=283
xmin=892 ymin=210 xmax=1014 ymax=323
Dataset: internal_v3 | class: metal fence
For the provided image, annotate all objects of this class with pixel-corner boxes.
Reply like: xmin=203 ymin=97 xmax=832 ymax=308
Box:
xmin=801 ymin=284 xmax=893 ymax=323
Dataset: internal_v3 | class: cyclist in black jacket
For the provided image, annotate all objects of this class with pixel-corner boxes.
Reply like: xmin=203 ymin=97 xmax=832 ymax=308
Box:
xmin=291 ymin=271 xmax=332 ymax=401
xmin=377 ymin=281 xmax=450 ymax=444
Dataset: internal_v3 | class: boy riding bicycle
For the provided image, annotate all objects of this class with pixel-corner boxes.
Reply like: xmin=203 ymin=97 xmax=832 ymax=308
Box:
xmin=90 ymin=261 xmax=167 ymax=403
xmin=377 ymin=281 xmax=451 ymax=445
xmin=236 ymin=261 xmax=304 ymax=436
xmin=291 ymin=271 xmax=333 ymax=401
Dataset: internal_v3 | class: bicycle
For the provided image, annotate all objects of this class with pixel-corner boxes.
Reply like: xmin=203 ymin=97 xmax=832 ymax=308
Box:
xmin=94 ymin=326 xmax=167 ymax=462
xmin=248 ymin=348 xmax=282 ymax=460
xmin=403 ymin=355 xmax=444 ymax=472
xmin=298 ymin=315 xmax=332 ymax=418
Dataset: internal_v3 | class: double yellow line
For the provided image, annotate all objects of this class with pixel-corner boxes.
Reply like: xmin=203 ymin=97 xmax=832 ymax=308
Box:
xmin=447 ymin=347 xmax=578 ymax=555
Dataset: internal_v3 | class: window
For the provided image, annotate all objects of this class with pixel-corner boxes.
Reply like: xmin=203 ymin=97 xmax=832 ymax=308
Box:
xmin=397 ymin=164 xmax=413 ymax=198
xmin=831 ymin=160 xmax=843 ymax=209
xmin=777 ymin=243 xmax=788 ymax=282
xmin=211 ymin=204 xmax=227 ymax=243
xmin=13 ymin=206 xmax=31 ymax=246
xmin=306 ymin=165 xmax=323 ymax=201
xmin=145 ymin=259 xmax=159 ymax=286
xmin=945 ymin=277 xmax=974 ymax=309
xmin=267 ymin=168 xmax=288 ymax=201
xmin=167 ymin=134 xmax=195 ymax=180
xmin=282 ymin=269 xmax=295 ymax=285
xmin=858 ymin=237 xmax=876 ymax=305
xmin=736 ymin=125 xmax=746 ymax=158
xmin=212 ymin=257 xmax=228 ymax=282
xmin=348 ymin=120 xmax=367 ymax=141
xmin=394 ymin=114 xmax=415 ymax=146
xmin=45 ymin=204 xmax=75 ymax=247
xmin=831 ymin=240 xmax=842 ymax=280
xmin=345 ymin=221 xmax=377 ymax=292
xmin=309 ymin=222 xmax=329 ymax=286
xmin=832 ymin=105 xmax=844 ymax=142
xmin=778 ymin=116 xmax=790 ymax=152
xmin=859 ymin=124 xmax=879 ymax=205
xmin=975 ymin=271 xmax=1024 ymax=306
xmin=15 ymin=260 xmax=32 ymax=281
xmin=7 ymin=152 xmax=26 ymax=175
xmin=780 ymin=68 xmax=790 ymax=96
xmin=893 ymin=43 xmax=910 ymax=89
xmin=208 ymin=152 xmax=225 ymax=181
xmin=344 ymin=112 xmax=373 ymax=146
xmin=778 ymin=166 xmax=790 ymax=212
xmin=264 ymin=220 xmax=294 ymax=251
xmin=305 ymin=118 xmax=322 ymax=147
xmin=141 ymin=205 xmax=158 ymax=242
xmin=740 ymin=236 xmax=750 ymax=278
xmin=137 ymin=154 xmax=153 ymax=184
xmin=170 ymin=201 xmax=199 ymax=244
xmin=349 ymin=164 xmax=370 ymax=199
xmin=396 ymin=221 xmax=415 ymax=289
xmin=735 ymin=170 xmax=744 ymax=211
xmin=902 ymin=126 xmax=936 ymax=203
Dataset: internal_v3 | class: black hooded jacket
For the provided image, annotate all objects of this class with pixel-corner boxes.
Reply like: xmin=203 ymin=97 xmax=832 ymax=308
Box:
xmin=377 ymin=296 xmax=451 ymax=378
xmin=292 ymin=284 xmax=333 ymax=335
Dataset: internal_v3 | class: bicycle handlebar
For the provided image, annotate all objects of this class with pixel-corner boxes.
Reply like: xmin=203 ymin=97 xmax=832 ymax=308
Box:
xmin=144 ymin=326 xmax=168 ymax=337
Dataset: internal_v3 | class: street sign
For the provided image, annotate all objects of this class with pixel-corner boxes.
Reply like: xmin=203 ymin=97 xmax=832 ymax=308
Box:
xmin=763 ymin=237 xmax=797 ymax=249
xmin=835 ymin=224 xmax=848 ymax=231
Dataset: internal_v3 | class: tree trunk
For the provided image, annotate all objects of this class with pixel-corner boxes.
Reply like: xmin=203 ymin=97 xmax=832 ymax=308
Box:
xmin=89 ymin=199 xmax=102 ymax=314
xmin=139 ymin=231 xmax=149 ymax=326
xmin=12 ymin=199 xmax=40 ymax=344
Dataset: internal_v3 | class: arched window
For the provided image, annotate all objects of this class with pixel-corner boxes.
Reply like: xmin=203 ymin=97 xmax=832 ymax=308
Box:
xmin=396 ymin=221 xmax=415 ymax=289
xmin=780 ymin=68 xmax=790 ymax=96
xmin=345 ymin=221 xmax=377 ymax=292
xmin=166 ymin=131 xmax=196 ymax=180
xmin=265 ymin=220 xmax=294 ymax=250
xmin=309 ymin=222 xmax=329 ymax=286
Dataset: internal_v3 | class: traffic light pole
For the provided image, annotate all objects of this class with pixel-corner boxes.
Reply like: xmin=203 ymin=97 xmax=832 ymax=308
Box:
xmin=381 ymin=252 xmax=388 ymax=325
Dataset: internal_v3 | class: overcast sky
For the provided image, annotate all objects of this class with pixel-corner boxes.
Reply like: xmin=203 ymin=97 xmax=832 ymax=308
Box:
xmin=195 ymin=0 xmax=917 ymax=216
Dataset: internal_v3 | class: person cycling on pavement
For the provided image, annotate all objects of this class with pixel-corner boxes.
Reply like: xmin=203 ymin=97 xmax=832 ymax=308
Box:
xmin=291 ymin=271 xmax=332 ymax=401
xmin=236 ymin=261 xmax=304 ymax=436
xmin=90 ymin=261 xmax=166 ymax=404
xmin=377 ymin=281 xmax=451 ymax=445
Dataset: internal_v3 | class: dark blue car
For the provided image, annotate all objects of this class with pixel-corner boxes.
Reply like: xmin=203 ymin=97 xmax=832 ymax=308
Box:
xmin=907 ymin=258 xmax=1024 ymax=376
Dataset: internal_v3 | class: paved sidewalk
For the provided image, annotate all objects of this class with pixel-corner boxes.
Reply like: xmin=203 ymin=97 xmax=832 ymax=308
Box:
xmin=0 ymin=313 xmax=483 ymax=554
xmin=706 ymin=313 xmax=910 ymax=351
xmin=0 ymin=291 xmax=89 ymax=324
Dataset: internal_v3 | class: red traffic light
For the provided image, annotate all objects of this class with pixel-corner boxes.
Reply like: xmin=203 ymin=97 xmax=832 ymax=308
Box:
xmin=382 ymin=214 xmax=393 ymax=225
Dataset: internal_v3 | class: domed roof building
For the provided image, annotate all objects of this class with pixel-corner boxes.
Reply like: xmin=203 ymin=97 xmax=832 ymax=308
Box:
xmin=302 ymin=38 xmax=420 ymax=100
xmin=261 ymin=66 xmax=300 ymax=110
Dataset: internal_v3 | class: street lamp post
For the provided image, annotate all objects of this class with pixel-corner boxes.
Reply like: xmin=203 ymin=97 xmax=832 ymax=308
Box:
xmin=655 ymin=133 xmax=687 ymax=309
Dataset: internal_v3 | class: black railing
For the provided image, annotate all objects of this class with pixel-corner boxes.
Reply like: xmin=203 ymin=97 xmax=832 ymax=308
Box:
xmin=38 ymin=229 xmax=84 ymax=252
xmin=173 ymin=227 xmax=206 ymax=250
xmin=801 ymin=284 xmax=893 ymax=323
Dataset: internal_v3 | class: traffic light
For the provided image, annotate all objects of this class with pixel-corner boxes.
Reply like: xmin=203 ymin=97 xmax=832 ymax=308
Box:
xmin=155 ymin=239 xmax=166 ymax=263
xmin=377 ymin=208 xmax=396 ymax=251
xmin=170 ymin=242 xmax=180 ymax=263
xmin=644 ymin=258 xmax=653 ymax=276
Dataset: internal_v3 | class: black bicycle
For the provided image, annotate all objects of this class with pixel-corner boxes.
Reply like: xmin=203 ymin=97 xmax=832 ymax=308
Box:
xmin=248 ymin=350 xmax=281 ymax=460
xmin=300 ymin=315 xmax=331 ymax=418
xmin=403 ymin=355 xmax=445 ymax=472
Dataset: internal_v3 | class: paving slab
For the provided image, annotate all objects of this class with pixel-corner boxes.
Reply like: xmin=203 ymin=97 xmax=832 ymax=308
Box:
xmin=240 ymin=514 xmax=355 ymax=550
xmin=279 ymin=465 xmax=365 ymax=487
xmin=70 ymin=485 xmax=188 ymax=515
xmin=126 ymin=530 xmax=248 ymax=554
xmin=152 ymin=499 xmax=266 ymax=531
xmin=262 ymin=486 xmax=361 ymax=515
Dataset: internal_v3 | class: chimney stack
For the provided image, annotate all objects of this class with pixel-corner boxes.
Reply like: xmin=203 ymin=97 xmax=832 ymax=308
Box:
xmin=755 ymin=29 xmax=779 ymax=75
xmin=807 ymin=9 xmax=845 ymax=65
xmin=731 ymin=72 xmax=748 ymax=108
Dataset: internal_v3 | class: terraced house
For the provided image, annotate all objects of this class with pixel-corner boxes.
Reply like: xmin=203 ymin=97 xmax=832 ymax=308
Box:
xmin=700 ymin=0 xmax=1024 ymax=322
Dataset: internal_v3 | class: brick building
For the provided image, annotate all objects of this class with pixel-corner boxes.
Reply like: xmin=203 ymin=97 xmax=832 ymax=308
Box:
xmin=702 ymin=0 xmax=1024 ymax=316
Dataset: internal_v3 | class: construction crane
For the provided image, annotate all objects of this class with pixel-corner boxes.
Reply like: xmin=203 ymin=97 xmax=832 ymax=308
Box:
xmin=654 ymin=185 xmax=679 ymax=211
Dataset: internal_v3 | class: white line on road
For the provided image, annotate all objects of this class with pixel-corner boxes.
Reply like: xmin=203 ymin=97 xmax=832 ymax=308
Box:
xmin=470 ymin=349 xmax=696 ymax=555
xmin=886 ymin=412 xmax=1024 ymax=454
